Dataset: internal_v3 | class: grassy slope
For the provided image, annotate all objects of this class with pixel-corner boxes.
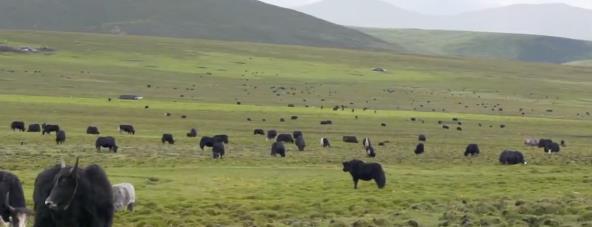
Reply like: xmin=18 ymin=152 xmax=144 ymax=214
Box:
xmin=359 ymin=28 xmax=592 ymax=63
xmin=0 ymin=0 xmax=393 ymax=51
xmin=2 ymin=31 xmax=592 ymax=226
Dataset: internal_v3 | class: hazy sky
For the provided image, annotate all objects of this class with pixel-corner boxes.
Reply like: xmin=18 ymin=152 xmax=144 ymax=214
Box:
xmin=260 ymin=0 xmax=592 ymax=14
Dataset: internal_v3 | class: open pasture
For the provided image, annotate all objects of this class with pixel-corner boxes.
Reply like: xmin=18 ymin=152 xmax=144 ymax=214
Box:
xmin=1 ymin=31 xmax=592 ymax=226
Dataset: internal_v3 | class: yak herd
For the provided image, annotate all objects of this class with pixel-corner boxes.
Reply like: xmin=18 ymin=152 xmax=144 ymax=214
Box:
xmin=4 ymin=117 xmax=567 ymax=226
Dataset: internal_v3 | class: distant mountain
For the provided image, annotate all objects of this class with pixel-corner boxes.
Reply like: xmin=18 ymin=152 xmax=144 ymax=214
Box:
xmin=0 ymin=0 xmax=393 ymax=50
xmin=297 ymin=1 xmax=592 ymax=41
xmin=360 ymin=28 xmax=592 ymax=63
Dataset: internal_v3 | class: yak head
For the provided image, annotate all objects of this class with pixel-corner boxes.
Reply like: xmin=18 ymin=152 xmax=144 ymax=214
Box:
xmin=2 ymin=193 xmax=32 ymax=227
xmin=45 ymin=158 xmax=80 ymax=211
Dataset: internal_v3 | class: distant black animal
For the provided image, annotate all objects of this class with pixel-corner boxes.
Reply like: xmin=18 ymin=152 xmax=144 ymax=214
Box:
xmin=456 ymin=127 xmax=463 ymax=131
xmin=292 ymin=131 xmax=303 ymax=139
xmin=41 ymin=124 xmax=60 ymax=135
xmin=418 ymin=134 xmax=427 ymax=142
xmin=295 ymin=136 xmax=306 ymax=151
xmin=464 ymin=144 xmax=480 ymax=157
xmin=321 ymin=138 xmax=331 ymax=148
xmin=320 ymin=120 xmax=333 ymax=125
xmin=55 ymin=130 xmax=66 ymax=144
xmin=161 ymin=134 xmax=175 ymax=145
xmin=276 ymin=134 xmax=294 ymax=143
xmin=96 ymin=137 xmax=118 ymax=153
xmin=415 ymin=143 xmax=425 ymax=155
xmin=499 ymin=150 xmax=526 ymax=165
xmin=291 ymin=116 xmax=298 ymax=120
xmin=119 ymin=125 xmax=135 ymax=135
xmin=0 ymin=171 xmax=32 ymax=227
xmin=213 ymin=135 xmax=229 ymax=144
xmin=343 ymin=136 xmax=358 ymax=143
xmin=27 ymin=124 xmax=41 ymax=132
xmin=271 ymin=142 xmax=286 ymax=157
xmin=442 ymin=125 xmax=450 ymax=130
xmin=538 ymin=139 xmax=553 ymax=149
xmin=199 ymin=137 xmax=215 ymax=150
xmin=544 ymin=142 xmax=560 ymax=153
xmin=266 ymin=130 xmax=278 ymax=140
xmin=366 ymin=146 xmax=376 ymax=157
xmin=560 ymin=140 xmax=566 ymax=147
xmin=186 ymin=128 xmax=197 ymax=138
xmin=253 ymin=129 xmax=265 ymax=136
xmin=86 ymin=126 xmax=100 ymax=135
xmin=381 ymin=123 xmax=387 ymax=127
xmin=33 ymin=158 xmax=114 ymax=227
xmin=10 ymin=121 xmax=25 ymax=132
xmin=342 ymin=159 xmax=385 ymax=189
xmin=212 ymin=142 xmax=225 ymax=159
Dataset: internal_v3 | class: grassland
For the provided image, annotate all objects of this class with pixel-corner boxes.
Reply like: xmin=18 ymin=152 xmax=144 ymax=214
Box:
xmin=1 ymin=30 xmax=592 ymax=226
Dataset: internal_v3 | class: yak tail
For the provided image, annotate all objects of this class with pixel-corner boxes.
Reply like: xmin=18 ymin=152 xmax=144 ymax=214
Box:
xmin=375 ymin=170 xmax=386 ymax=189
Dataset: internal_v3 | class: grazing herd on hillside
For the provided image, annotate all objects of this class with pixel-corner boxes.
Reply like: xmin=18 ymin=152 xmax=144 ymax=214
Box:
xmin=4 ymin=117 xmax=567 ymax=226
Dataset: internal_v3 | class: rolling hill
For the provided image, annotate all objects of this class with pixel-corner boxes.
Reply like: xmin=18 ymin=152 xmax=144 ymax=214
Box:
xmin=0 ymin=0 xmax=393 ymax=50
xmin=360 ymin=28 xmax=592 ymax=63
xmin=297 ymin=0 xmax=592 ymax=41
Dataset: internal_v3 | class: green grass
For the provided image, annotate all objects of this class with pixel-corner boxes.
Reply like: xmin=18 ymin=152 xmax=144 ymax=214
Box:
xmin=359 ymin=28 xmax=592 ymax=64
xmin=2 ymin=31 xmax=592 ymax=226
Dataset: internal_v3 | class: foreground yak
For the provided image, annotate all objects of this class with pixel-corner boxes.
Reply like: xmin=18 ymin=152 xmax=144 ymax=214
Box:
xmin=33 ymin=158 xmax=114 ymax=227
xmin=342 ymin=160 xmax=385 ymax=189
xmin=0 ymin=171 xmax=32 ymax=227
xmin=499 ymin=150 xmax=527 ymax=165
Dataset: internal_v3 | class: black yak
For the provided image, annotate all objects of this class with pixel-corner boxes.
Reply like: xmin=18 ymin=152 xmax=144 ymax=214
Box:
xmin=186 ymin=128 xmax=197 ymax=138
xmin=213 ymin=135 xmax=229 ymax=144
xmin=415 ymin=143 xmax=425 ymax=155
xmin=55 ymin=130 xmax=66 ymax=145
xmin=10 ymin=121 xmax=25 ymax=132
xmin=342 ymin=160 xmax=385 ymax=189
xmin=212 ymin=142 xmax=225 ymax=159
xmin=545 ymin=142 xmax=560 ymax=153
xmin=320 ymin=120 xmax=333 ymax=125
xmin=499 ymin=150 xmax=527 ymax=165
xmin=86 ymin=126 xmax=100 ymax=135
xmin=33 ymin=158 xmax=114 ymax=227
xmin=161 ymin=134 xmax=175 ymax=145
xmin=271 ymin=142 xmax=286 ymax=157
xmin=0 ymin=171 xmax=32 ymax=227
xmin=266 ymin=130 xmax=278 ymax=140
xmin=464 ymin=144 xmax=480 ymax=156
xmin=320 ymin=138 xmax=331 ymax=148
xmin=342 ymin=136 xmax=358 ymax=143
xmin=253 ymin=129 xmax=265 ymax=136
xmin=292 ymin=131 xmax=303 ymax=139
xmin=295 ymin=136 xmax=306 ymax=151
xmin=276 ymin=134 xmax=294 ymax=143
xmin=418 ymin=134 xmax=427 ymax=142
xmin=42 ymin=124 xmax=60 ymax=135
xmin=199 ymin=137 xmax=215 ymax=150
xmin=366 ymin=146 xmax=376 ymax=157
xmin=96 ymin=137 xmax=118 ymax=153
xmin=27 ymin=124 xmax=41 ymax=133
xmin=118 ymin=125 xmax=135 ymax=135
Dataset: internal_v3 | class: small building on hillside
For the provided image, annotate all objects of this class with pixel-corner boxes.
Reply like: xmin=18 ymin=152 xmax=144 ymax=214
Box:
xmin=119 ymin=95 xmax=143 ymax=100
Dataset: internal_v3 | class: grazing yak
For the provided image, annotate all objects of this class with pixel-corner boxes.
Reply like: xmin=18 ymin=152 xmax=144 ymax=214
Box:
xmin=342 ymin=160 xmax=385 ymax=189
xmin=418 ymin=134 xmax=427 ymax=142
xmin=524 ymin=138 xmax=539 ymax=147
xmin=342 ymin=136 xmax=358 ymax=143
xmin=96 ymin=137 xmax=118 ymax=153
xmin=271 ymin=142 xmax=286 ymax=157
xmin=0 ymin=171 xmax=32 ymax=227
xmin=538 ymin=139 xmax=553 ymax=148
xmin=161 ymin=134 xmax=175 ymax=145
xmin=320 ymin=138 xmax=331 ymax=148
xmin=561 ymin=140 xmax=566 ymax=147
xmin=119 ymin=125 xmax=135 ymax=135
xmin=366 ymin=146 xmax=376 ymax=157
xmin=186 ymin=128 xmax=197 ymax=138
xmin=362 ymin=138 xmax=372 ymax=149
xmin=10 ymin=121 xmax=25 ymax=132
xmin=33 ymin=158 xmax=114 ymax=227
xmin=320 ymin=120 xmax=333 ymax=125
xmin=415 ymin=143 xmax=425 ymax=155
xmin=291 ymin=116 xmax=298 ymax=120
xmin=213 ymin=135 xmax=229 ymax=144
xmin=56 ymin=130 xmax=66 ymax=145
xmin=295 ymin=136 xmax=306 ymax=151
xmin=199 ymin=137 xmax=215 ymax=150
xmin=292 ymin=131 xmax=303 ymax=139
xmin=86 ymin=126 xmax=100 ymax=135
xmin=112 ymin=183 xmax=135 ymax=212
xmin=442 ymin=125 xmax=450 ymax=130
xmin=253 ymin=129 xmax=265 ymax=136
xmin=545 ymin=142 xmax=560 ymax=153
xmin=212 ymin=143 xmax=225 ymax=159
xmin=464 ymin=144 xmax=480 ymax=156
xmin=41 ymin=124 xmax=60 ymax=135
xmin=276 ymin=134 xmax=294 ymax=143
xmin=499 ymin=150 xmax=527 ymax=165
xmin=266 ymin=130 xmax=278 ymax=140
xmin=27 ymin=124 xmax=41 ymax=133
